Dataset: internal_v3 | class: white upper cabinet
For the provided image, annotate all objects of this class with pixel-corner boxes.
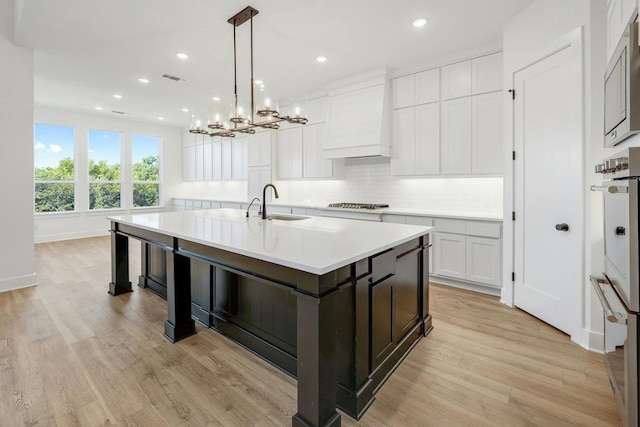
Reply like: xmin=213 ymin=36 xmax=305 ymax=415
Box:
xmin=305 ymin=97 xmax=328 ymax=125
xmin=393 ymin=68 xmax=439 ymax=108
xmin=472 ymin=92 xmax=503 ymax=174
xmin=415 ymin=68 xmax=440 ymax=105
xmin=441 ymin=60 xmax=472 ymax=100
xmin=277 ymin=127 xmax=303 ymax=179
xmin=441 ymin=52 xmax=502 ymax=100
xmin=303 ymin=124 xmax=333 ymax=178
xmin=441 ymin=97 xmax=472 ymax=174
xmin=221 ymin=139 xmax=232 ymax=180
xmin=212 ymin=139 xmax=222 ymax=180
xmin=414 ymin=103 xmax=440 ymax=175
xmin=391 ymin=103 xmax=439 ymax=176
xmin=194 ymin=135 xmax=205 ymax=181
xmin=391 ymin=107 xmax=416 ymax=175
xmin=231 ymin=136 xmax=248 ymax=180
xmin=471 ymin=52 xmax=503 ymax=94
xmin=248 ymin=131 xmax=272 ymax=167
xmin=203 ymin=139 xmax=213 ymax=180
xmin=607 ymin=0 xmax=637 ymax=59
xmin=392 ymin=75 xmax=415 ymax=109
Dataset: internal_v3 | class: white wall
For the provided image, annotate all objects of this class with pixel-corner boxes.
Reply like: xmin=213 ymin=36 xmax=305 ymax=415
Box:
xmin=0 ymin=0 xmax=36 ymax=292
xmin=274 ymin=158 xmax=503 ymax=215
xmin=502 ymin=0 xmax=607 ymax=351
xmin=34 ymin=107 xmax=184 ymax=242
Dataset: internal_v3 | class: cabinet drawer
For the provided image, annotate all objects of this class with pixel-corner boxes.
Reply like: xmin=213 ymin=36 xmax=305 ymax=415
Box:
xmin=405 ymin=216 xmax=433 ymax=227
xmin=466 ymin=221 xmax=501 ymax=238
xmin=435 ymin=218 xmax=465 ymax=234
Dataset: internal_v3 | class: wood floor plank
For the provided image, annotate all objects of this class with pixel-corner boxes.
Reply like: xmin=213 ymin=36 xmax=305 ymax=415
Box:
xmin=0 ymin=236 xmax=622 ymax=426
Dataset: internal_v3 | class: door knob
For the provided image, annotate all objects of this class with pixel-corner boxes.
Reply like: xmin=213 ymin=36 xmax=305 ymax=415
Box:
xmin=555 ymin=223 xmax=569 ymax=231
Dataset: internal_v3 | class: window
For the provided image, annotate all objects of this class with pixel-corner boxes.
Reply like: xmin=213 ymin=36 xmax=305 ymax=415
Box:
xmin=34 ymin=124 xmax=75 ymax=213
xmin=132 ymin=135 xmax=160 ymax=207
xmin=88 ymin=129 xmax=121 ymax=210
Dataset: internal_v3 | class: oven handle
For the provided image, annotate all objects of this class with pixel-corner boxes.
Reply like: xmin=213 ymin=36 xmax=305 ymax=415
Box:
xmin=589 ymin=185 xmax=628 ymax=193
xmin=589 ymin=275 xmax=626 ymax=324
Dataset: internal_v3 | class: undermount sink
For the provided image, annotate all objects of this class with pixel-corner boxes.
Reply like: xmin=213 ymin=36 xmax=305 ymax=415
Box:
xmin=266 ymin=214 xmax=311 ymax=221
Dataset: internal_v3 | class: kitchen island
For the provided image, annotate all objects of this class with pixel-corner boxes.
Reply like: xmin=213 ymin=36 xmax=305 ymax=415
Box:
xmin=108 ymin=209 xmax=433 ymax=427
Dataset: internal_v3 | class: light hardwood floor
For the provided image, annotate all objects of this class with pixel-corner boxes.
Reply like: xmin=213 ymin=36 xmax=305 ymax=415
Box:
xmin=0 ymin=236 xmax=622 ymax=426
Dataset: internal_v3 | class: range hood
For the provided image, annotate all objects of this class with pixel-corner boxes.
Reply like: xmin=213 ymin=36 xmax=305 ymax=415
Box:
xmin=323 ymin=70 xmax=391 ymax=159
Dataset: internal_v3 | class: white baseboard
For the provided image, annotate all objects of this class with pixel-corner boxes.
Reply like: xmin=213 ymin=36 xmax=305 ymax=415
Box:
xmin=0 ymin=273 xmax=37 ymax=293
xmin=430 ymin=276 xmax=501 ymax=297
xmin=35 ymin=229 xmax=109 ymax=244
xmin=576 ymin=327 xmax=604 ymax=353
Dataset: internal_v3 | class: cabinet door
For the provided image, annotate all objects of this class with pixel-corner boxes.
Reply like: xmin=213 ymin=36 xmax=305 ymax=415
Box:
xmin=371 ymin=278 xmax=394 ymax=371
xmin=182 ymin=130 xmax=196 ymax=148
xmin=182 ymin=146 xmax=196 ymax=181
xmin=221 ymin=140 xmax=232 ymax=180
xmin=390 ymin=107 xmax=415 ymax=175
xmin=434 ymin=232 xmax=465 ymax=279
xmin=232 ymin=137 xmax=248 ymax=180
xmin=441 ymin=98 xmax=472 ymax=174
xmin=277 ymin=127 xmax=303 ymax=179
xmin=472 ymin=52 xmax=503 ymax=95
xmin=249 ymin=166 xmax=272 ymax=203
xmin=203 ymin=140 xmax=213 ymax=180
xmin=415 ymin=68 xmax=440 ymax=105
xmin=194 ymin=136 xmax=204 ymax=181
xmin=441 ymin=60 xmax=472 ymax=100
xmin=415 ymin=103 xmax=440 ymax=175
xmin=212 ymin=139 xmax=222 ymax=180
xmin=306 ymin=97 xmax=329 ymax=125
xmin=259 ymin=131 xmax=272 ymax=166
xmin=302 ymin=124 xmax=332 ymax=178
xmin=392 ymin=74 xmax=415 ymax=109
xmin=406 ymin=216 xmax=435 ymax=275
xmin=607 ymin=0 xmax=623 ymax=57
xmin=248 ymin=133 xmax=261 ymax=167
xmin=393 ymin=247 xmax=420 ymax=341
xmin=472 ymin=92 xmax=503 ymax=174
xmin=466 ymin=236 xmax=501 ymax=287
xmin=303 ymin=124 xmax=319 ymax=178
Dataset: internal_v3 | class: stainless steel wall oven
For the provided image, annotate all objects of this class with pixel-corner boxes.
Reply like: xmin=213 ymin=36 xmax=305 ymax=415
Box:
xmin=592 ymin=147 xmax=640 ymax=427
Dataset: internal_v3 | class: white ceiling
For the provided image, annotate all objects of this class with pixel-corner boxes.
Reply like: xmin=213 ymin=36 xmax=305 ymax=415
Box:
xmin=14 ymin=0 xmax=535 ymax=128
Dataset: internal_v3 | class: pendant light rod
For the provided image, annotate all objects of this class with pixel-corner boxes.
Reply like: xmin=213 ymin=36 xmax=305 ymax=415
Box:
xmin=191 ymin=6 xmax=307 ymax=137
xmin=250 ymin=13 xmax=254 ymax=124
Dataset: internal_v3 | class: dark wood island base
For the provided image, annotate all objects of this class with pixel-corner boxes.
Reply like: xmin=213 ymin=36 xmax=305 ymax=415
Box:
xmin=109 ymin=219 xmax=432 ymax=426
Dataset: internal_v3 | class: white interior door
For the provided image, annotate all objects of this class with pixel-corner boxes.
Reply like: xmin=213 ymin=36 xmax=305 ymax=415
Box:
xmin=513 ymin=31 xmax=583 ymax=339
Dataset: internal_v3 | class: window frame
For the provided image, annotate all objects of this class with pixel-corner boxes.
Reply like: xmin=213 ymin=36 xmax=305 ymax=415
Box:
xmin=34 ymin=123 xmax=77 ymax=214
xmin=87 ymin=128 xmax=123 ymax=211
xmin=131 ymin=134 xmax=162 ymax=209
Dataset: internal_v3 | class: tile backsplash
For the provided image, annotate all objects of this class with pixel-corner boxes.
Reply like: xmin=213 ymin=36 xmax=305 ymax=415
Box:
xmin=274 ymin=157 xmax=503 ymax=215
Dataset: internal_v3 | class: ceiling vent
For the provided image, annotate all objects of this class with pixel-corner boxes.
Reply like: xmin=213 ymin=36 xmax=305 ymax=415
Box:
xmin=162 ymin=73 xmax=185 ymax=82
xmin=111 ymin=110 xmax=127 ymax=115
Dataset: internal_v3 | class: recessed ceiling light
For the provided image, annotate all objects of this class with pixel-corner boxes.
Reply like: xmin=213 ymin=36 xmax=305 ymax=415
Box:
xmin=176 ymin=52 xmax=189 ymax=60
xmin=412 ymin=18 xmax=428 ymax=28
xmin=158 ymin=117 xmax=164 ymax=121
xmin=95 ymin=106 xmax=103 ymax=110
xmin=316 ymin=56 xmax=327 ymax=63
xmin=181 ymin=108 xmax=189 ymax=112
xmin=138 ymin=77 xmax=150 ymax=84
xmin=254 ymin=79 xmax=263 ymax=85
xmin=212 ymin=97 xmax=220 ymax=102
xmin=113 ymin=94 xmax=122 ymax=99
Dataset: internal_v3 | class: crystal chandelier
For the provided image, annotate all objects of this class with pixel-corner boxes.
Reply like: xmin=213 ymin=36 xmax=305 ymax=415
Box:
xmin=190 ymin=6 xmax=308 ymax=137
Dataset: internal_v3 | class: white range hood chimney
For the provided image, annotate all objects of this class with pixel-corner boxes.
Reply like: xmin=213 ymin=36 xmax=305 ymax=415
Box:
xmin=323 ymin=69 xmax=391 ymax=159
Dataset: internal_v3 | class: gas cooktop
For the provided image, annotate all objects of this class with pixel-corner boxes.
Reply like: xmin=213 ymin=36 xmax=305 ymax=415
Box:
xmin=327 ymin=203 xmax=389 ymax=210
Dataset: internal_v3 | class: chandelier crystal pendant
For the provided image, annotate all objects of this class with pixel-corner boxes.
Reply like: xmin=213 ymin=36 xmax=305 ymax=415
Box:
xmin=189 ymin=6 xmax=308 ymax=138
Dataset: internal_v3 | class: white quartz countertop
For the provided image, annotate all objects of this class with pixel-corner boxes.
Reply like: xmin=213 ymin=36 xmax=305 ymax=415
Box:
xmin=173 ymin=198 xmax=503 ymax=222
xmin=109 ymin=209 xmax=433 ymax=276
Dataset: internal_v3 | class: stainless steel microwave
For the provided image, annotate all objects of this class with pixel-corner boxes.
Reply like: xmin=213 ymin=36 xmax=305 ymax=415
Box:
xmin=605 ymin=14 xmax=640 ymax=147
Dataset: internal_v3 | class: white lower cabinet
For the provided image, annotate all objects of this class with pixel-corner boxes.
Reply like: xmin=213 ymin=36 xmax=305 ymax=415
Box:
xmin=434 ymin=233 xmax=466 ymax=279
xmin=433 ymin=218 xmax=502 ymax=289
xmin=466 ymin=236 xmax=501 ymax=286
